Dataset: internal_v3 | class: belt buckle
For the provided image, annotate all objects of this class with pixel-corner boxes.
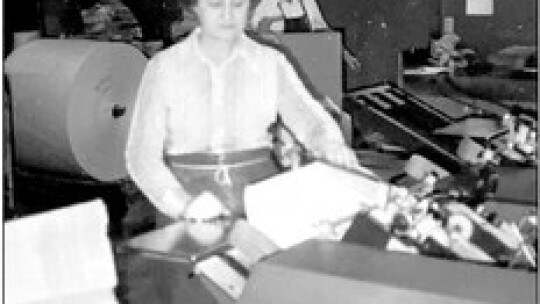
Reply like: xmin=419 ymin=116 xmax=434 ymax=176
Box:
xmin=215 ymin=166 xmax=232 ymax=186
xmin=217 ymin=152 xmax=226 ymax=164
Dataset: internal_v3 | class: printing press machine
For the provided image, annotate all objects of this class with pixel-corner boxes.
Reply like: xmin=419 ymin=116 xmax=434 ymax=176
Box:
xmin=117 ymin=149 xmax=536 ymax=304
xmin=119 ymin=81 xmax=537 ymax=304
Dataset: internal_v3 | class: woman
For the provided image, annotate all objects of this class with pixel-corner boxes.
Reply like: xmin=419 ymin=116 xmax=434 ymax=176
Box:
xmin=250 ymin=0 xmax=361 ymax=70
xmin=125 ymin=0 xmax=360 ymax=225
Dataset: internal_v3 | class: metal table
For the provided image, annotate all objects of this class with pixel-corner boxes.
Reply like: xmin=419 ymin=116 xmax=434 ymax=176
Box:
xmin=118 ymin=221 xmax=233 ymax=304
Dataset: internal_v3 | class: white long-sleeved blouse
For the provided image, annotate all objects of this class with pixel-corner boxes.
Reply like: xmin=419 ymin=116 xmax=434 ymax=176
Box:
xmin=125 ymin=28 xmax=345 ymax=218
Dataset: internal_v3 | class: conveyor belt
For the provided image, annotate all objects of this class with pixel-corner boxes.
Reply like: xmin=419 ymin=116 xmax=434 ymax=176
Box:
xmin=345 ymin=82 xmax=464 ymax=173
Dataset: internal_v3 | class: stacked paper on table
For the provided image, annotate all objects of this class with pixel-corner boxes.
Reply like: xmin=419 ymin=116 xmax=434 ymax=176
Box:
xmin=5 ymin=199 xmax=118 ymax=304
xmin=245 ymin=162 xmax=390 ymax=249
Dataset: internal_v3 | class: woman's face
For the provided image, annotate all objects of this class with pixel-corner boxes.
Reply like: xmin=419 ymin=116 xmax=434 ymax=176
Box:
xmin=193 ymin=0 xmax=250 ymax=41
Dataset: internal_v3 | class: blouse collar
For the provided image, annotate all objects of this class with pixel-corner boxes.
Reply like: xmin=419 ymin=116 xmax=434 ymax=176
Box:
xmin=190 ymin=27 xmax=258 ymax=70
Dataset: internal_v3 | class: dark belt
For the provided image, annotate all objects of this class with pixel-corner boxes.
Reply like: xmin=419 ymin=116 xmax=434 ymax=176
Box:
xmin=165 ymin=148 xmax=274 ymax=168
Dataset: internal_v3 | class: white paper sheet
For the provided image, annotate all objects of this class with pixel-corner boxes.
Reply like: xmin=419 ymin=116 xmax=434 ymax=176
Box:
xmin=245 ymin=162 xmax=390 ymax=249
xmin=5 ymin=200 xmax=118 ymax=304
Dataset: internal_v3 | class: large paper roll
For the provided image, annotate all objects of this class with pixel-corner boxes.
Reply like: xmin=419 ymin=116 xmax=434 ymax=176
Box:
xmin=5 ymin=39 xmax=147 ymax=181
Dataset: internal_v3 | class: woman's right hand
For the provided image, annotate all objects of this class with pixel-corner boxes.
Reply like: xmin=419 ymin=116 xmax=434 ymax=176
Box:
xmin=185 ymin=192 xmax=231 ymax=245
xmin=184 ymin=191 xmax=231 ymax=222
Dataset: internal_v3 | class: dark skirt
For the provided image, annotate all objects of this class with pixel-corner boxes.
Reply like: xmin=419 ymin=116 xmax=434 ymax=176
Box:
xmin=157 ymin=148 xmax=280 ymax=227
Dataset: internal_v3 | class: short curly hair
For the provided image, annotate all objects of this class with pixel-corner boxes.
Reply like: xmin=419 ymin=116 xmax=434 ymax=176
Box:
xmin=179 ymin=0 xmax=262 ymax=9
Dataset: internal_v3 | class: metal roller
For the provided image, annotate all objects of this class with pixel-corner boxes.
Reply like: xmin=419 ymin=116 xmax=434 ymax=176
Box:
xmin=5 ymin=39 xmax=147 ymax=181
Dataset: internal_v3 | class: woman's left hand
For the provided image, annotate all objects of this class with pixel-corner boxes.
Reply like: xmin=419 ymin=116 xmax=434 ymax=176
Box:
xmin=313 ymin=143 xmax=359 ymax=171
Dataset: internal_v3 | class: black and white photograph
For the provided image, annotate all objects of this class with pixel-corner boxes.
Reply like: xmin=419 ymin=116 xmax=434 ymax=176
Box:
xmin=3 ymin=0 xmax=538 ymax=303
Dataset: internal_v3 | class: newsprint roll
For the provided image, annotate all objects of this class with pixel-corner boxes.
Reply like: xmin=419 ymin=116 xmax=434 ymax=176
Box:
xmin=5 ymin=39 xmax=147 ymax=181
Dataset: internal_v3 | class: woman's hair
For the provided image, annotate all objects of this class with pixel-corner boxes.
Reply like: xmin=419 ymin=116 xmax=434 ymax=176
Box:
xmin=179 ymin=0 xmax=262 ymax=9
xmin=178 ymin=0 xmax=197 ymax=7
